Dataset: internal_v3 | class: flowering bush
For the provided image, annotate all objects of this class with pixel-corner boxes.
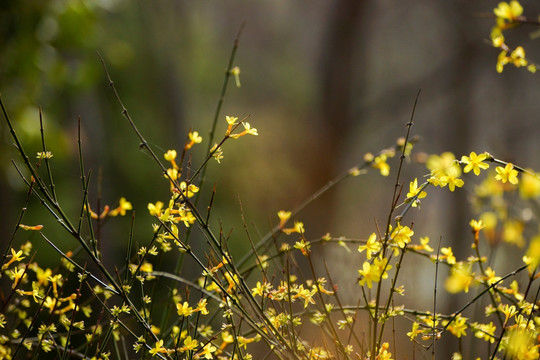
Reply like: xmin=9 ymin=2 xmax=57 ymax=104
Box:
xmin=2 ymin=3 xmax=540 ymax=359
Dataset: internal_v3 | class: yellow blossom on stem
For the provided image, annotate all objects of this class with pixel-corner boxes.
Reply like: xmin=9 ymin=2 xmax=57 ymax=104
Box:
xmin=277 ymin=210 xmax=292 ymax=228
xmin=371 ymin=154 xmax=390 ymax=176
xmin=444 ymin=175 xmax=464 ymax=192
xmin=444 ymin=315 xmax=468 ymax=338
xmin=230 ymin=66 xmax=241 ymax=87
xmin=510 ymin=46 xmax=528 ymax=67
xmin=177 ymin=301 xmax=194 ymax=317
xmin=229 ymin=122 xmax=258 ymax=138
xmin=164 ymin=149 xmax=178 ymax=171
xmin=502 ymin=220 xmax=524 ymax=247
xmin=470 ymin=219 xmax=484 ymax=245
xmin=405 ymin=178 xmax=427 ymax=207
xmin=427 ymin=152 xmax=461 ymax=178
xmin=210 ymin=143 xmax=224 ymax=163
xmin=494 ymin=1 xmax=523 ymax=24
xmin=283 ymin=221 xmax=305 ymax=235
xmin=109 ymin=197 xmax=132 ymax=216
xmin=461 ymin=152 xmax=490 ymax=175
xmin=182 ymin=336 xmax=198 ymax=351
xmin=198 ymin=343 xmax=217 ymax=359
xmin=185 ymin=131 xmax=203 ymax=150
xmin=495 ymin=163 xmax=519 ymax=184
xmin=358 ymin=256 xmax=391 ymax=289
xmin=358 ymin=233 xmax=381 ymax=259
xmin=149 ymin=339 xmax=166 ymax=356
xmin=2 ymin=248 xmax=26 ymax=270
xmin=148 ymin=201 xmax=164 ymax=216
xmin=445 ymin=262 xmax=474 ymax=293
xmin=294 ymin=239 xmax=311 ymax=256
xmin=440 ymin=247 xmax=456 ymax=265
xmin=179 ymin=182 xmax=199 ymax=198
xmin=519 ymin=170 xmax=540 ymax=199
xmin=474 ymin=322 xmax=496 ymax=343
xmin=225 ymin=116 xmax=238 ymax=136
xmin=36 ymin=151 xmax=53 ymax=159
xmin=391 ymin=224 xmax=414 ymax=248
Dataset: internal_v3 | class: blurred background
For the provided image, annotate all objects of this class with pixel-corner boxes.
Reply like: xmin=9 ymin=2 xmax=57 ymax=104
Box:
xmin=2 ymin=0 xmax=540 ymax=357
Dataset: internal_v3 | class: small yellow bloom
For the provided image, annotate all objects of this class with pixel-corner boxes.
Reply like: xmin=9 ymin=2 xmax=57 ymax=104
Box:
xmin=230 ymin=66 xmax=241 ymax=87
xmin=277 ymin=210 xmax=292 ymax=228
xmin=177 ymin=301 xmax=194 ymax=317
xmin=371 ymin=154 xmax=390 ymax=176
xmin=36 ymin=151 xmax=53 ymax=159
xmin=494 ymin=1 xmax=523 ymax=23
xmin=109 ymin=197 xmax=132 ymax=216
xmin=461 ymin=152 xmax=490 ymax=175
xmin=445 ymin=263 xmax=474 ymax=293
xmin=495 ymin=163 xmax=518 ymax=184
xmin=185 ymin=131 xmax=203 ymax=150
xmin=149 ymin=339 xmax=166 ymax=356
xmin=283 ymin=221 xmax=305 ymax=235
xmin=405 ymin=178 xmax=427 ymax=207
xmin=164 ymin=150 xmax=177 ymax=162
xmin=391 ymin=224 xmax=414 ymax=248
xmin=148 ymin=201 xmax=164 ymax=216
xmin=519 ymin=171 xmax=540 ymax=198
xmin=182 ymin=336 xmax=198 ymax=351
xmin=510 ymin=46 xmax=528 ymax=68
xmin=358 ymin=233 xmax=381 ymax=259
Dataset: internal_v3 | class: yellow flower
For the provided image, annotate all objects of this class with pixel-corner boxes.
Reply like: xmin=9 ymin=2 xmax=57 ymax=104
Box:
xmin=371 ymin=154 xmax=390 ymax=176
xmin=427 ymin=152 xmax=461 ymax=178
xmin=198 ymin=343 xmax=217 ymax=359
xmin=461 ymin=152 xmax=490 ymax=175
xmin=495 ymin=163 xmax=518 ymax=184
xmin=2 ymin=248 xmax=26 ymax=270
xmin=391 ymin=224 xmax=414 ymax=248
xmin=164 ymin=150 xmax=177 ymax=162
xmin=502 ymin=220 xmax=524 ymax=247
xmin=148 ymin=201 xmax=164 ymax=216
xmin=210 ymin=143 xmax=224 ymax=163
xmin=242 ymin=122 xmax=258 ymax=136
xmin=230 ymin=66 xmax=241 ymax=87
xmin=474 ymin=322 xmax=496 ymax=343
xmin=36 ymin=151 xmax=53 ymax=159
xmin=180 ymin=182 xmax=199 ymax=198
xmin=109 ymin=197 xmax=132 ymax=216
xmin=519 ymin=171 xmax=540 ymax=198
xmin=440 ymin=247 xmax=456 ymax=265
xmin=444 ymin=175 xmax=464 ymax=192
xmin=496 ymin=50 xmax=510 ymax=73
xmin=494 ymin=1 xmax=523 ymax=22
xmin=182 ymin=336 xmax=198 ymax=351
xmin=189 ymin=131 xmax=202 ymax=144
xmin=226 ymin=116 xmax=238 ymax=125
xmin=358 ymin=233 xmax=381 ymax=259
xmin=405 ymin=178 xmax=427 ymax=207
xmin=445 ymin=315 xmax=468 ymax=338
xmin=185 ymin=131 xmax=203 ymax=150
xmin=510 ymin=46 xmax=528 ymax=68
xmin=445 ymin=263 xmax=474 ymax=293
xmin=283 ymin=221 xmax=305 ymax=235
xmin=139 ymin=262 xmax=153 ymax=273
xmin=277 ymin=210 xmax=292 ymax=228
xmin=177 ymin=301 xmax=194 ymax=317
xmin=149 ymin=339 xmax=166 ymax=356
xmin=358 ymin=256 xmax=391 ymax=289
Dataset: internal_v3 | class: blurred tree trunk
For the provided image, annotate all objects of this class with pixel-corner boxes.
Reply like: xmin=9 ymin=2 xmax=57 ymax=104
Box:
xmin=305 ymin=0 xmax=366 ymax=237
